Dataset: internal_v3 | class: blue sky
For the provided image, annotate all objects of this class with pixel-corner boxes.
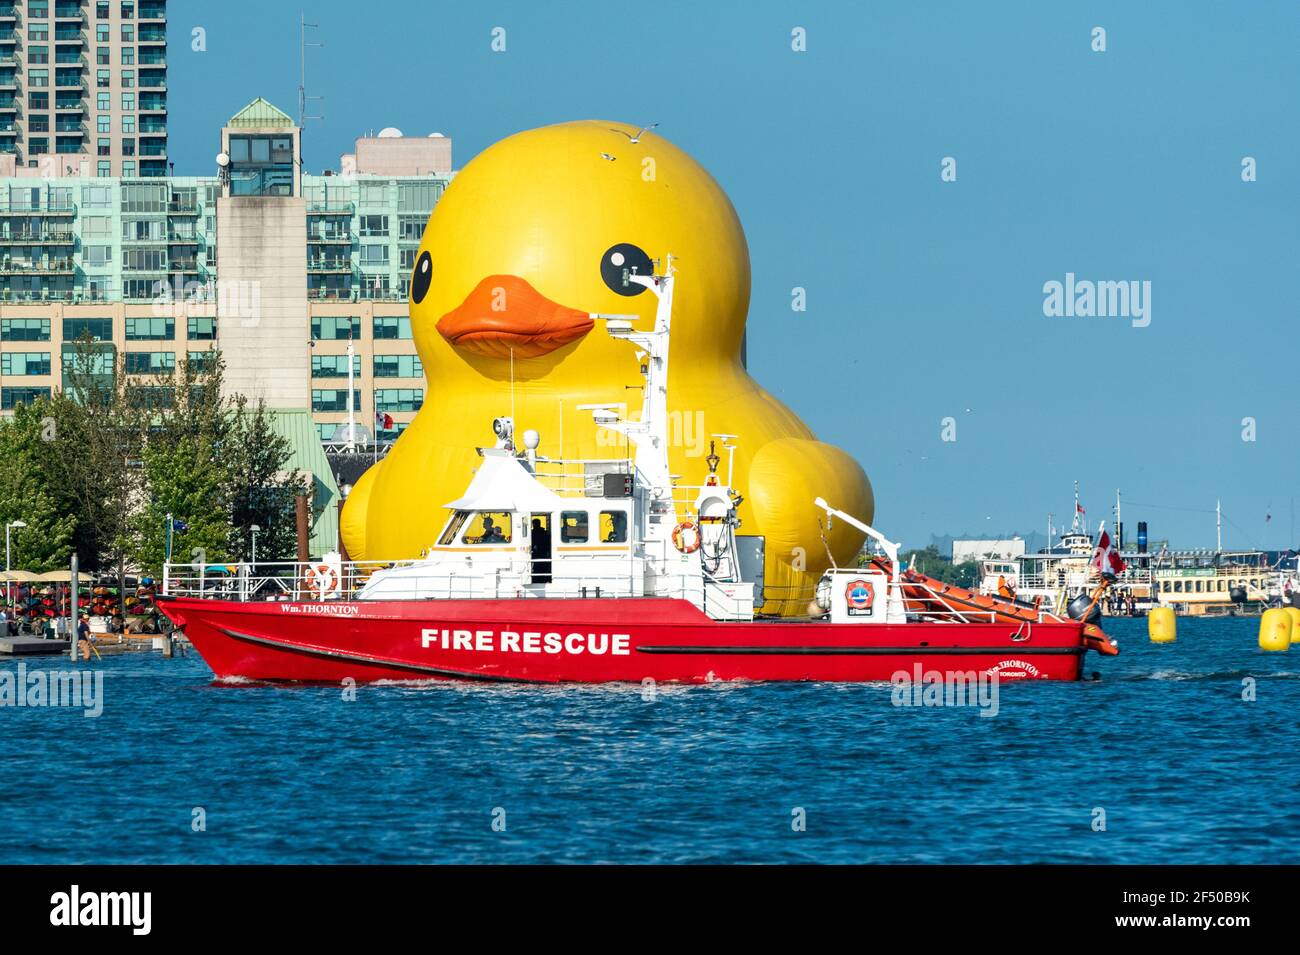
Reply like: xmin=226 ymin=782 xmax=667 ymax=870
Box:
xmin=169 ymin=1 xmax=1300 ymax=551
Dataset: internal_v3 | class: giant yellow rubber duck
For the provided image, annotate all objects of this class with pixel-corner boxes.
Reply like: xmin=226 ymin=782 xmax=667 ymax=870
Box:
xmin=340 ymin=120 xmax=873 ymax=615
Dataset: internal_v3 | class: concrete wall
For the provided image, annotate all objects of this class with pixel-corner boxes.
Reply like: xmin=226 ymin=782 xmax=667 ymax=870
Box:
xmin=215 ymin=195 xmax=309 ymax=408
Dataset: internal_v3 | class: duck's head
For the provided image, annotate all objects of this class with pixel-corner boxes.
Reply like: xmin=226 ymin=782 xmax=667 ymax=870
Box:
xmin=409 ymin=120 xmax=750 ymax=377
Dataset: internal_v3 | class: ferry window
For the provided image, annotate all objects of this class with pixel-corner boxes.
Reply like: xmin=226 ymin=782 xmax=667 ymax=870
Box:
xmin=1195 ymin=580 xmax=1203 ymax=593
xmin=437 ymin=511 xmax=469 ymax=546
xmin=465 ymin=512 xmax=512 ymax=545
xmin=560 ymin=511 xmax=589 ymax=543
xmin=1173 ymin=581 xmax=1182 ymax=593
xmin=600 ymin=510 xmax=628 ymax=543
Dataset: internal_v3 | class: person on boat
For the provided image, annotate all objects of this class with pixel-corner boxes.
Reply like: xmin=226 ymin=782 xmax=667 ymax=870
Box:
xmin=480 ymin=517 xmax=506 ymax=544
xmin=530 ymin=518 xmax=552 ymax=583
xmin=605 ymin=512 xmax=627 ymax=543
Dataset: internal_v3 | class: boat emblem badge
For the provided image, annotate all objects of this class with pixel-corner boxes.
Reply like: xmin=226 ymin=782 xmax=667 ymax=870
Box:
xmin=845 ymin=580 xmax=875 ymax=616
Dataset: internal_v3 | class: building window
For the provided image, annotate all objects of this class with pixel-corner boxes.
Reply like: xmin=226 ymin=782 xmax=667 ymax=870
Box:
xmin=1 ymin=318 xmax=52 ymax=342
xmin=28 ymin=25 xmax=50 ymax=42
xmin=359 ymin=215 xmax=389 ymax=237
xmin=97 ymin=69 xmax=111 ymax=88
xmin=97 ymin=114 xmax=111 ymax=133
xmin=186 ymin=350 xmax=215 ymax=372
xmin=29 ymin=93 xmax=49 ymax=111
xmin=311 ymin=315 xmax=361 ymax=341
xmin=122 ymin=137 xmax=135 ymax=156
xmin=120 ymin=70 xmax=135 ymax=88
xmin=97 ymin=93 xmax=111 ymax=110
xmin=121 ymin=2 xmax=135 ymax=19
xmin=96 ymin=25 xmax=110 ymax=42
xmin=398 ymin=217 xmax=426 ymax=241
xmin=124 ymin=317 xmax=174 ymax=340
xmin=372 ymin=316 xmax=411 ymax=340
xmin=27 ymin=114 xmax=50 ymax=133
xmin=121 ymin=25 xmax=134 ymax=42
xmin=63 ymin=318 xmax=114 ymax=341
xmin=187 ymin=317 xmax=217 ymax=341
xmin=311 ymin=389 xmax=361 ymax=413
xmin=97 ymin=161 xmax=112 ymax=177
xmin=121 ymin=48 xmax=134 ymax=65
xmin=311 ymin=354 xmax=361 ymax=378
xmin=83 ymin=244 xmax=112 ymax=267
xmin=122 ymin=161 xmax=136 ymax=177
xmin=97 ymin=137 xmax=111 ymax=156
xmin=397 ymin=181 xmax=441 ymax=211
xmin=97 ymin=46 xmax=110 ymax=64
xmin=30 ymin=70 xmax=49 ymax=88
xmin=121 ymin=92 xmax=135 ymax=111
xmin=374 ymin=388 xmax=423 ymax=413
xmin=123 ymin=351 xmax=174 ymax=375
xmin=1 ymin=387 xmax=52 ymax=410
xmin=122 ymin=115 xmax=134 ymax=133
xmin=373 ymin=355 xmax=423 ymax=378
xmin=97 ymin=1 xmax=110 ymax=18
xmin=0 ymin=353 xmax=52 ymax=377
xmin=359 ymin=244 xmax=388 ymax=265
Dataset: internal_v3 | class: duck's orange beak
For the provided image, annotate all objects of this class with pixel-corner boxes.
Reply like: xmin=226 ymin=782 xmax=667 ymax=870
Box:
xmin=436 ymin=274 xmax=594 ymax=359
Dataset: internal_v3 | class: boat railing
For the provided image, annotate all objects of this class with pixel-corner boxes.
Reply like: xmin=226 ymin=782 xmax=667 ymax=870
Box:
xmin=161 ymin=558 xmax=758 ymax=619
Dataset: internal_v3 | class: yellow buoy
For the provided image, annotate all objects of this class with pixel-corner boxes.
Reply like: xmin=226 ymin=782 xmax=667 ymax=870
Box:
xmin=1284 ymin=606 xmax=1300 ymax=643
xmin=1148 ymin=606 xmax=1177 ymax=643
xmin=1258 ymin=608 xmax=1292 ymax=652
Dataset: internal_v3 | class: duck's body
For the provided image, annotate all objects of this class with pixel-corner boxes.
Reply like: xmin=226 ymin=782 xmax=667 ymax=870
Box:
xmin=340 ymin=120 xmax=872 ymax=615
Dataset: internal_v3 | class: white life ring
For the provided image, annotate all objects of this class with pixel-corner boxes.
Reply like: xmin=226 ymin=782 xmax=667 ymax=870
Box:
xmin=672 ymin=521 xmax=701 ymax=554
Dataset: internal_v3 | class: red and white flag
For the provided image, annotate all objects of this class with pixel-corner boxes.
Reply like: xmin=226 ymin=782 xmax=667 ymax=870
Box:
xmin=1092 ymin=526 xmax=1126 ymax=577
xmin=1076 ymin=503 xmax=1086 ymax=515
xmin=375 ymin=411 xmax=394 ymax=430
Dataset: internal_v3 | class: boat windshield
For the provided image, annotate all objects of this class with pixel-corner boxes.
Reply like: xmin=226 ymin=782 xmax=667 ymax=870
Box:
xmin=438 ymin=510 xmax=514 ymax=545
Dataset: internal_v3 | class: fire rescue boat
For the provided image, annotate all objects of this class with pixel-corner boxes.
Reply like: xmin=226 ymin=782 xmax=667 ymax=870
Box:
xmin=158 ymin=257 xmax=1118 ymax=684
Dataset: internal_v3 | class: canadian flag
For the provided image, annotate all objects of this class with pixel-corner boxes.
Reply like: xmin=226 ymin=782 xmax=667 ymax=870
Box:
xmin=375 ymin=410 xmax=394 ymax=431
xmin=1092 ymin=526 xmax=1126 ymax=577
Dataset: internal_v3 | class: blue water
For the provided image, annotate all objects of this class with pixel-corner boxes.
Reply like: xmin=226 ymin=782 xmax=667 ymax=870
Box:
xmin=0 ymin=617 xmax=1296 ymax=864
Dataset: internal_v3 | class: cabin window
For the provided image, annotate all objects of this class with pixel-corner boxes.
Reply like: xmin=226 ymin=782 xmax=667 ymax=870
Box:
xmin=600 ymin=510 xmax=628 ymax=543
xmin=438 ymin=511 xmax=470 ymax=546
xmin=464 ymin=511 xmax=512 ymax=544
xmin=1195 ymin=580 xmax=1203 ymax=593
xmin=1173 ymin=581 xmax=1182 ymax=593
xmin=560 ymin=511 xmax=589 ymax=543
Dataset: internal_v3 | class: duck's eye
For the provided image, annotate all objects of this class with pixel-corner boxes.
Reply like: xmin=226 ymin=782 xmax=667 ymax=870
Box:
xmin=411 ymin=251 xmax=433 ymax=304
xmin=600 ymin=243 xmax=653 ymax=296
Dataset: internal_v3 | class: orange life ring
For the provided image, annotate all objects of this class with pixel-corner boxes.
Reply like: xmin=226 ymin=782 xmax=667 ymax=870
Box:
xmin=672 ymin=521 xmax=701 ymax=554
xmin=305 ymin=562 xmax=339 ymax=597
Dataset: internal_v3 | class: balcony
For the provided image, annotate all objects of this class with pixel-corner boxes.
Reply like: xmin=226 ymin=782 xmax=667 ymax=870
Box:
xmin=308 ymin=232 xmax=351 ymax=244
xmin=139 ymin=6 xmax=166 ymax=22
xmin=54 ymin=100 xmax=84 ymax=112
xmin=0 ymin=203 xmax=76 ymax=216
xmin=166 ymin=234 xmax=199 ymax=245
xmin=139 ymin=99 xmax=166 ymax=114
xmin=54 ymin=120 xmax=86 ymax=134
xmin=0 ymin=258 xmax=75 ymax=274
xmin=53 ymin=29 xmax=85 ymax=43
xmin=308 ymin=202 xmax=354 ymax=215
xmin=0 ymin=230 xmax=75 ymax=244
xmin=139 ymin=78 xmax=165 ymax=89
xmin=166 ymin=201 xmax=198 ymax=215
xmin=138 ymin=28 xmax=166 ymax=44
xmin=308 ymin=259 xmax=352 ymax=273
xmin=0 ymin=100 xmax=18 ymax=113
xmin=54 ymin=76 xmax=86 ymax=90
xmin=139 ymin=55 xmax=166 ymax=67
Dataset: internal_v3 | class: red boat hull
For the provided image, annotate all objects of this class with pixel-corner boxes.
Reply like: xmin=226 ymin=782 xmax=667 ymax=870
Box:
xmin=158 ymin=596 xmax=1095 ymax=683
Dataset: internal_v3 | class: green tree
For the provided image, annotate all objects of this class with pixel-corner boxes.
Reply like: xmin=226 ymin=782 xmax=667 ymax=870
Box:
xmin=0 ymin=403 xmax=76 ymax=572
xmin=223 ymin=393 xmax=304 ymax=564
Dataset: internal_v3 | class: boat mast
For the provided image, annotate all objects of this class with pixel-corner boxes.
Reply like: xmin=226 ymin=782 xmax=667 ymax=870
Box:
xmin=1216 ymin=498 xmax=1222 ymax=553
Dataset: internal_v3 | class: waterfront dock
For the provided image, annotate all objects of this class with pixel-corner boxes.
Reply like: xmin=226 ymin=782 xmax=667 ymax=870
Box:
xmin=0 ymin=636 xmax=72 ymax=657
